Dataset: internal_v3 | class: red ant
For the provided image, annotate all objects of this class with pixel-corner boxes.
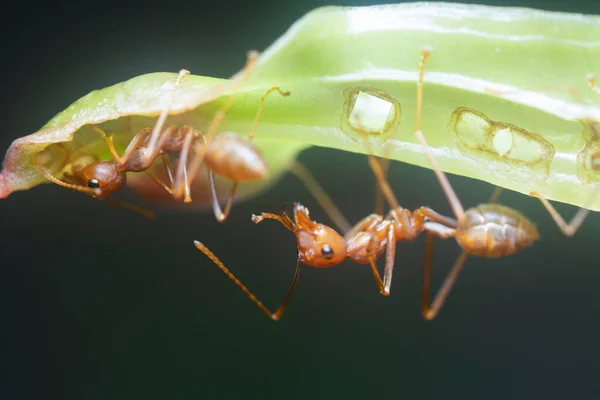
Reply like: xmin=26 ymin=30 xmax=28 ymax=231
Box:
xmin=194 ymin=47 xmax=540 ymax=321
xmin=35 ymin=52 xmax=290 ymax=222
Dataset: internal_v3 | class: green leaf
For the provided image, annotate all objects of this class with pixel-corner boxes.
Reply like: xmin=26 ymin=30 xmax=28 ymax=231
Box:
xmin=2 ymin=3 xmax=600 ymax=211
xmin=0 ymin=71 xmax=307 ymax=206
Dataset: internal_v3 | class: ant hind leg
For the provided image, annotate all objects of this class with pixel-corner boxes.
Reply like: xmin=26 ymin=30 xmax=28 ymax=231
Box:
xmin=421 ymin=231 xmax=470 ymax=320
xmin=530 ymin=191 xmax=595 ymax=237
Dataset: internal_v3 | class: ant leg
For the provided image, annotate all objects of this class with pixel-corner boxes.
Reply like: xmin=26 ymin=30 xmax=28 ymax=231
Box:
xmin=143 ymin=152 xmax=179 ymax=195
xmin=160 ymin=153 xmax=175 ymax=188
xmin=207 ymin=168 xmax=238 ymax=222
xmin=88 ymin=126 xmax=151 ymax=167
xmin=349 ymin=114 xmax=403 ymax=214
xmin=530 ymin=191 xmax=596 ymax=237
xmin=143 ymin=69 xmax=190 ymax=166
xmin=530 ymin=147 xmax=599 ymax=236
xmin=367 ymin=257 xmax=386 ymax=294
xmin=350 ymin=117 xmax=401 ymax=211
xmin=413 ymin=48 xmax=466 ymax=221
xmin=186 ymin=52 xmax=260 ymax=186
xmin=103 ymin=197 xmax=155 ymax=219
xmin=360 ymin=221 xmax=401 ymax=296
xmin=194 ymin=241 xmax=301 ymax=321
xmin=367 ymin=155 xmax=410 ymax=228
xmin=364 ymin=223 xmax=396 ymax=295
xmin=421 ymin=231 xmax=434 ymax=319
xmin=414 ymin=206 xmax=457 ymax=229
xmin=421 ymin=231 xmax=469 ymax=320
xmin=145 ymin=169 xmax=173 ymax=195
xmin=488 ymin=186 xmax=503 ymax=204
xmin=248 ymin=86 xmax=291 ymax=141
xmin=374 ymin=157 xmax=390 ymax=216
xmin=289 ymin=160 xmax=351 ymax=234
xmin=252 ymin=210 xmax=295 ymax=231
xmin=382 ymin=222 xmax=396 ymax=295
xmin=423 ymin=221 xmax=456 ymax=239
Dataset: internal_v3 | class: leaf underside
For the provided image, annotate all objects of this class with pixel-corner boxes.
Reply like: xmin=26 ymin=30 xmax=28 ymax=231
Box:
xmin=2 ymin=3 xmax=600 ymax=211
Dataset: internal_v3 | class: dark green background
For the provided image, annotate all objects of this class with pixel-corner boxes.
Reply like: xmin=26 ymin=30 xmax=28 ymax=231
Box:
xmin=1 ymin=0 xmax=600 ymax=399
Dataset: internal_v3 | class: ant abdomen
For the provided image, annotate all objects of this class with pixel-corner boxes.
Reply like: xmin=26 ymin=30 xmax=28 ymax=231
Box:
xmin=455 ymin=204 xmax=539 ymax=258
xmin=205 ymin=134 xmax=266 ymax=182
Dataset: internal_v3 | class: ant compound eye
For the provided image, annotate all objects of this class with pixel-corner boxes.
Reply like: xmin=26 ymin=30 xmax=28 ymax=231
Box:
xmin=321 ymin=244 xmax=334 ymax=259
xmin=87 ymin=179 xmax=100 ymax=189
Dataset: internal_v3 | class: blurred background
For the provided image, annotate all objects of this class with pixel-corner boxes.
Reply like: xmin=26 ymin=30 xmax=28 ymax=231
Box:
xmin=1 ymin=0 xmax=600 ymax=399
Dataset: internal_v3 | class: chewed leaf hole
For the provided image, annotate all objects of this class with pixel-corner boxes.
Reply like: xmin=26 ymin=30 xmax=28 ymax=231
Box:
xmin=449 ymin=107 xmax=556 ymax=177
xmin=350 ymin=91 xmax=394 ymax=133
xmin=341 ymin=87 xmax=401 ymax=142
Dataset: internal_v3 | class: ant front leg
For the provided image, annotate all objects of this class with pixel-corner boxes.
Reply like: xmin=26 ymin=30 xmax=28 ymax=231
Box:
xmin=88 ymin=125 xmax=151 ymax=168
xmin=194 ymin=241 xmax=302 ymax=321
xmin=361 ymin=222 xmax=395 ymax=295
xmin=345 ymin=215 xmax=395 ymax=295
xmin=251 ymin=209 xmax=295 ymax=231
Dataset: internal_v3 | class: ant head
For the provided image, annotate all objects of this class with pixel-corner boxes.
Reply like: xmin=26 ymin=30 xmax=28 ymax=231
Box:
xmin=80 ymin=161 xmax=126 ymax=198
xmin=293 ymin=203 xmax=346 ymax=267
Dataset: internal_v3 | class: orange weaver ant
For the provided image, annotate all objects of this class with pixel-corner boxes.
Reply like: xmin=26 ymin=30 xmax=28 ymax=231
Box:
xmin=411 ymin=47 xmax=539 ymax=319
xmin=193 ymin=47 xmax=540 ymax=321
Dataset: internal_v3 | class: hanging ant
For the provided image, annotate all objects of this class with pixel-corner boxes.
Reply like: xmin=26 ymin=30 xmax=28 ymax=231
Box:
xmin=407 ymin=47 xmax=539 ymax=319
xmin=34 ymin=67 xmax=192 ymax=218
xmin=35 ymin=52 xmax=291 ymax=222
